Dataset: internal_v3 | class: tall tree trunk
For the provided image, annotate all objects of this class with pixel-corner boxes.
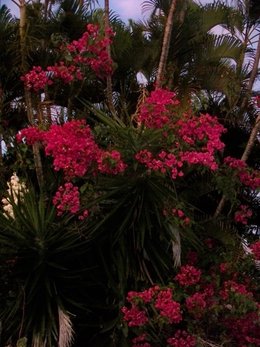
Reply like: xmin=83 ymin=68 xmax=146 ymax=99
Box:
xmin=240 ymin=32 xmax=260 ymax=110
xmin=214 ymin=32 xmax=260 ymax=218
xmin=0 ymin=83 xmax=3 ymax=163
xmin=17 ymin=0 xmax=45 ymax=191
xmin=104 ymin=0 xmax=116 ymax=116
xmin=156 ymin=0 xmax=177 ymax=88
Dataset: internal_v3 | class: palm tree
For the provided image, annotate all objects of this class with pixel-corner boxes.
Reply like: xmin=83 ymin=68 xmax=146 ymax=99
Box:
xmin=160 ymin=0 xmax=241 ymax=95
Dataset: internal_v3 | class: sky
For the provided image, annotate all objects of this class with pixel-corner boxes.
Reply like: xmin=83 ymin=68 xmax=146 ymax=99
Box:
xmin=109 ymin=0 xmax=212 ymax=23
xmin=110 ymin=0 xmax=145 ymax=23
xmin=1 ymin=0 xmax=213 ymax=22
xmin=1 ymin=0 xmax=146 ymax=21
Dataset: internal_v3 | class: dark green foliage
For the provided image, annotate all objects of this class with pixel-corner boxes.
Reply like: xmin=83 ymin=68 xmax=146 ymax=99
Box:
xmin=0 ymin=187 xmax=91 ymax=345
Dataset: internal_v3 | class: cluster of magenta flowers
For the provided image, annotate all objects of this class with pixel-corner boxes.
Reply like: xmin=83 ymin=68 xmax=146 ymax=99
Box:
xmin=21 ymin=24 xmax=113 ymax=92
xmin=221 ymin=156 xmax=260 ymax=225
xmin=250 ymin=240 xmax=260 ymax=260
xmin=224 ymin=156 xmax=260 ymax=190
xmin=16 ymin=120 xmax=126 ymax=217
xmin=135 ymin=89 xmax=227 ymax=174
xmin=234 ymin=204 xmax=253 ymax=225
xmin=121 ymin=245 xmax=260 ymax=347
xmin=16 ymin=87 xmax=260 ymax=225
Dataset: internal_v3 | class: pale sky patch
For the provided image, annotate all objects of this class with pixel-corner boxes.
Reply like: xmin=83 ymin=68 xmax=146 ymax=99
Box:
xmin=1 ymin=0 xmax=19 ymax=16
xmin=1 ymin=0 xmax=213 ymax=22
xmin=109 ymin=0 xmax=144 ymax=22
xmin=1 ymin=0 xmax=145 ymax=21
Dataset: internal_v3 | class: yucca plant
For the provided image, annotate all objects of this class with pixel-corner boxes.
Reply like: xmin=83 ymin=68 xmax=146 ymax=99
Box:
xmin=0 ymin=177 xmax=90 ymax=347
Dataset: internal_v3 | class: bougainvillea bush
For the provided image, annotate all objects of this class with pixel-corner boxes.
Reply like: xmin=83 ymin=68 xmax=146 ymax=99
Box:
xmin=122 ymin=242 xmax=260 ymax=347
xmin=1 ymin=21 xmax=260 ymax=346
xmin=14 ymin=86 xmax=260 ymax=345
xmin=16 ymin=87 xmax=260 ymax=223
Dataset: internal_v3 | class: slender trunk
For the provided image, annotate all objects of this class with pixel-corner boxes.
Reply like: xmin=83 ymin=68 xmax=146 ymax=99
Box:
xmin=19 ymin=1 xmax=33 ymax=124
xmin=156 ymin=0 xmax=177 ymax=88
xmin=0 ymin=84 xmax=3 ymax=163
xmin=247 ymin=36 xmax=260 ymax=92
xmin=240 ymin=114 xmax=260 ymax=162
xmin=214 ymin=33 xmax=260 ymax=218
xmin=240 ymin=32 xmax=260 ymax=110
xmin=104 ymin=0 xmax=116 ymax=116
xmin=43 ymin=0 xmax=53 ymax=20
xmin=18 ymin=0 xmax=45 ymax=190
xmin=0 ymin=136 xmax=2 ymax=164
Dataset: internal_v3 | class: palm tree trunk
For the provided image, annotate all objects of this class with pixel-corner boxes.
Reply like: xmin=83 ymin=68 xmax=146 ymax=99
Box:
xmin=247 ymin=37 xmax=260 ymax=93
xmin=104 ymin=0 xmax=116 ymax=116
xmin=0 ymin=83 xmax=3 ymax=163
xmin=18 ymin=0 xmax=45 ymax=191
xmin=156 ymin=0 xmax=177 ymax=88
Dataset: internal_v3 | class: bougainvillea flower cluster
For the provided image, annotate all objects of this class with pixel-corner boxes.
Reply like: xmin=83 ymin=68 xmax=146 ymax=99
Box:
xmin=21 ymin=66 xmax=53 ymax=91
xmin=185 ymin=292 xmax=207 ymax=318
xmin=174 ymin=265 xmax=201 ymax=286
xmin=135 ymin=149 xmax=184 ymax=179
xmin=132 ymin=334 xmax=151 ymax=347
xmin=224 ymin=156 xmax=260 ymax=190
xmin=154 ymin=288 xmax=182 ymax=323
xmin=135 ymin=89 xmax=226 ymax=175
xmin=171 ymin=208 xmax=191 ymax=225
xmin=97 ymin=150 xmax=127 ymax=175
xmin=53 ymin=182 xmax=81 ymax=215
xmin=234 ymin=204 xmax=253 ymax=225
xmin=167 ymin=330 xmax=196 ymax=347
xmin=21 ymin=24 xmax=113 ymax=92
xmin=121 ymin=247 xmax=260 ymax=347
xmin=17 ymin=120 xmax=99 ymax=179
xmin=47 ymin=62 xmax=83 ymax=84
xmin=250 ymin=240 xmax=260 ymax=260
xmin=16 ymin=120 xmax=128 ymax=216
xmin=137 ymin=89 xmax=180 ymax=128
xmin=121 ymin=306 xmax=148 ymax=327
xmin=66 ymin=24 xmax=114 ymax=77
xmin=43 ymin=120 xmax=99 ymax=179
xmin=16 ymin=126 xmax=45 ymax=145
xmin=16 ymin=88 xmax=258 ymax=227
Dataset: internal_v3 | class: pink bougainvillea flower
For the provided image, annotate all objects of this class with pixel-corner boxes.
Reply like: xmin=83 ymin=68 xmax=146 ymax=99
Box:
xmin=175 ymin=265 xmax=201 ymax=286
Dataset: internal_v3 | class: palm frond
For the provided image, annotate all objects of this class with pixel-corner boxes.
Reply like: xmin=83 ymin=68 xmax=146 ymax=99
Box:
xmin=142 ymin=0 xmax=170 ymax=17
xmin=58 ymin=307 xmax=74 ymax=347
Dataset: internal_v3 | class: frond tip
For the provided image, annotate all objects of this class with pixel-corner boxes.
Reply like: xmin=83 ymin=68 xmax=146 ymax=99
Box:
xmin=170 ymin=225 xmax=181 ymax=268
xmin=58 ymin=308 xmax=74 ymax=347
